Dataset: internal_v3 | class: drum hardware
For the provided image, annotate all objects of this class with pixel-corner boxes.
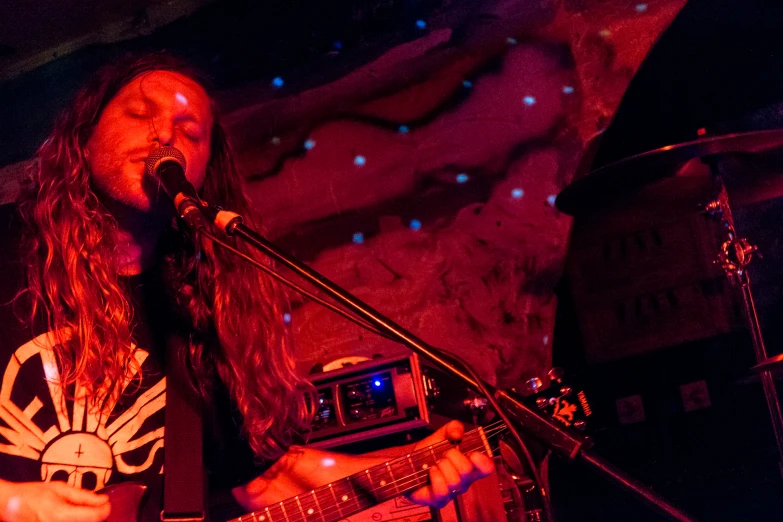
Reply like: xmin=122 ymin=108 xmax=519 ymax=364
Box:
xmin=557 ymin=129 xmax=783 ymax=474
xmin=701 ymin=169 xmax=783 ymax=471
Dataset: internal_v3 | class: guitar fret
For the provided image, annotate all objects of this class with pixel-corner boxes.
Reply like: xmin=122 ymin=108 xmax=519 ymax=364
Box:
xmin=346 ymin=478 xmax=364 ymax=513
xmin=279 ymin=501 xmax=288 ymax=521
xmin=385 ymin=462 xmax=399 ymax=494
xmin=369 ymin=463 xmax=393 ymax=501
xmin=311 ymin=490 xmax=325 ymax=522
xmin=328 ymin=483 xmax=343 ymax=518
xmin=365 ymin=469 xmax=377 ymax=500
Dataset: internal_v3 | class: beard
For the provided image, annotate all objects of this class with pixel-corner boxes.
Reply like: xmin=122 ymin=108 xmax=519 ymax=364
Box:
xmin=87 ymin=147 xmax=174 ymax=218
xmin=88 ymin=168 xmax=175 ymax=234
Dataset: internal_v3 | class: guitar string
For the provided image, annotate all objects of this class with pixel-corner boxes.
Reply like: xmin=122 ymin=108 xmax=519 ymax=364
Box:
xmin=233 ymin=422 xmax=508 ymax=522
xmin=233 ymin=422 xmax=509 ymax=522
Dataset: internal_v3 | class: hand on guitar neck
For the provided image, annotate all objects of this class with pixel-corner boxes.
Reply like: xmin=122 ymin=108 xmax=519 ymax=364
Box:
xmin=231 ymin=420 xmax=495 ymax=520
xmin=407 ymin=420 xmax=495 ymax=509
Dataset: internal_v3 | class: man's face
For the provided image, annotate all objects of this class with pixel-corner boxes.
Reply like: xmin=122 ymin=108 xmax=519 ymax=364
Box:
xmin=86 ymin=70 xmax=214 ymax=212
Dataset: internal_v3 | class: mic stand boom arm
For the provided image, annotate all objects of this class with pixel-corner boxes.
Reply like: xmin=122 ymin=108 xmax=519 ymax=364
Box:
xmin=208 ymin=210 xmax=695 ymax=522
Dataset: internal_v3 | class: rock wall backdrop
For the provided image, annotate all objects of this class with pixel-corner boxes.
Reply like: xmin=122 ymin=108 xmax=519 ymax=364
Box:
xmin=0 ymin=0 xmax=686 ymax=387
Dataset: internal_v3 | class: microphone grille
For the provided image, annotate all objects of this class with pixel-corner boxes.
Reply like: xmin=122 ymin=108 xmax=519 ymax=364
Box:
xmin=144 ymin=146 xmax=187 ymax=177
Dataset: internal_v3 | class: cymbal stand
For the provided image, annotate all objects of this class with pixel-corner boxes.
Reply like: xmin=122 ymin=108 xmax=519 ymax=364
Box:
xmin=705 ymin=166 xmax=783 ymax=471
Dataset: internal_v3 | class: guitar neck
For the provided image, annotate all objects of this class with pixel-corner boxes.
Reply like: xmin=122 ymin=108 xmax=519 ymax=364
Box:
xmin=230 ymin=425 xmax=498 ymax=522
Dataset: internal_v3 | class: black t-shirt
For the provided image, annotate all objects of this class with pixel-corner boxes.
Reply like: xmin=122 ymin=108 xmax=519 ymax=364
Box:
xmin=0 ymin=204 xmax=268 ymax=521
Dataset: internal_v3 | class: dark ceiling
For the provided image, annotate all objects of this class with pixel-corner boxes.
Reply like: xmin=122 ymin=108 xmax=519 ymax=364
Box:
xmin=0 ymin=0 xmax=213 ymax=80
xmin=0 ymin=0 xmax=451 ymax=166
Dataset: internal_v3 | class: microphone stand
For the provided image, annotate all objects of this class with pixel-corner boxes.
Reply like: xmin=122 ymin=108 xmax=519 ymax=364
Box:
xmin=204 ymin=208 xmax=696 ymax=522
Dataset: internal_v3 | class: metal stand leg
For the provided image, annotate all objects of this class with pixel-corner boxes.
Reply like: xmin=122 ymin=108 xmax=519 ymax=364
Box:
xmin=706 ymin=176 xmax=783 ymax=469
xmin=735 ymin=270 xmax=783 ymax=467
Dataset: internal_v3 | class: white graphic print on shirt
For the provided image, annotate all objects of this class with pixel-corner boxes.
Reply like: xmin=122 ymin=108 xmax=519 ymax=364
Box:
xmin=0 ymin=330 xmax=165 ymax=490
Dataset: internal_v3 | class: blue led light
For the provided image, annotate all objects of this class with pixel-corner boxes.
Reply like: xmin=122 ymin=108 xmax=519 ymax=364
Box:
xmin=283 ymin=313 xmax=292 ymax=324
xmin=352 ymin=232 xmax=364 ymax=244
xmin=272 ymin=77 xmax=284 ymax=88
xmin=416 ymin=20 xmax=427 ymax=29
xmin=463 ymin=80 xmax=473 ymax=89
xmin=319 ymin=398 xmax=324 ymax=404
xmin=562 ymin=86 xmax=575 ymax=94
xmin=547 ymin=195 xmax=557 ymax=206
xmin=333 ymin=41 xmax=343 ymax=50
xmin=524 ymin=96 xmax=536 ymax=106
xmin=512 ymin=188 xmax=524 ymax=199
xmin=456 ymin=173 xmax=469 ymax=183
xmin=398 ymin=125 xmax=410 ymax=134
xmin=304 ymin=139 xmax=316 ymax=150
xmin=507 ymin=37 xmax=518 ymax=45
xmin=636 ymin=3 xmax=648 ymax=12
xmin=410 ymin=219 xmax=422 ymax=231
xmin=354 ymin=155 xmax=366 ymax=166
xmin=374 ymin=380 xmax=382 ymax=387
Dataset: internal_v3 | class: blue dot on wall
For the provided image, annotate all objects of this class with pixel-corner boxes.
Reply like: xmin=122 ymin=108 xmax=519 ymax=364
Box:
xmin=562 ymin=86 xmax=575 ymax=94
xmin=272 ymin=77 xmax=284 ymax=88
xmin=333 ymin=41 xmax=343 ymax=50
xmin=512 ymin=188 xmax=524 ymax=199
xmin=456 ymin=173 xmax=469 ymax=183
xmin=410 ymin=219 xmax=422 ymax=231
xmin=547 ymin=195 xmax=557 ymax=206
xmin=283 ymin=313 xmax=292 ymax=324
xmin=398 ymin=125 xmax=410 ymax=134
xmin=354 ymin=155 xmax=366 ymax=166
xmin=506 ymin=37 xmax=518 ymax=45
xmin=524 ymin=96 xmax=536 ymax=106
xmin=636 ymin=3 xmax=648 ymax=12
xmin=304 ymin=139 xmax=316 ymax=150
xmin=463 ymin=80 xmax=473 ymax=89
xmin=352 ymin=232 xmax=364 ymax=244
xmin=416 ymin=20 xmax=427 ymax=29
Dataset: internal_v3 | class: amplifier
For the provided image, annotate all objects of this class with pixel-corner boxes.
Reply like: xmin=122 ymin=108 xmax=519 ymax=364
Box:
xmin=306 ymin=354 xmax=434 ymax=448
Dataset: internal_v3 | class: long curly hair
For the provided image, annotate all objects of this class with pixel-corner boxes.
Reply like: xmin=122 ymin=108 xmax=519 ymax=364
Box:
xmin=19 ymin=52 xmax=312 ymax=460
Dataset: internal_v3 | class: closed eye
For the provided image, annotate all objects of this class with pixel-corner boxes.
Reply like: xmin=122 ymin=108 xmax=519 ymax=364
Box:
xmin=126 ymin=110 xmax=149 ymax=119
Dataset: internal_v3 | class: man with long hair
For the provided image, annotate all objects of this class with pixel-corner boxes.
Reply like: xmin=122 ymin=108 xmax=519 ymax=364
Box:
xmin=0 ymin=54 xmax=492 ymax=521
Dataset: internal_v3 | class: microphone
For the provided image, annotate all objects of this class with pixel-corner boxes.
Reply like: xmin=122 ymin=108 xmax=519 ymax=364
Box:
xmin=144 ymin=146 xmax=208 ymax=230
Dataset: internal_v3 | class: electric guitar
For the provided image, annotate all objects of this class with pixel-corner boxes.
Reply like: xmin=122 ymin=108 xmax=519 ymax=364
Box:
xmin=102 ymin=422 xmax=505 ymax=522
xmin=102 ymin=374 xmax=590 ymax=522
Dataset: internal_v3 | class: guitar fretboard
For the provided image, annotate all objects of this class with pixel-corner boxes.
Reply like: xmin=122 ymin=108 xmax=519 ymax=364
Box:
xmin=229 ymin=425 xmax=497 ymax=522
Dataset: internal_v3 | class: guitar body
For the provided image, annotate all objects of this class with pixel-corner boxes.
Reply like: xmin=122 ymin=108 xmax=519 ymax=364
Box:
xmin=100 ymin=483 xmax=148 ymax=522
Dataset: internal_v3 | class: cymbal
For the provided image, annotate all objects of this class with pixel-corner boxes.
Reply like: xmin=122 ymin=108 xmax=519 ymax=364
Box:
xmin=752 ymin=353 xmax=783 ymax=373
xmin=556 ymin=129 xmax=783 ymax=216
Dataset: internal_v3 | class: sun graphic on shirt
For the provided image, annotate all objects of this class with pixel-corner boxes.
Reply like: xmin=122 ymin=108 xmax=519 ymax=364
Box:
xmin=0 ymin=330 xmax=166 ymax=490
